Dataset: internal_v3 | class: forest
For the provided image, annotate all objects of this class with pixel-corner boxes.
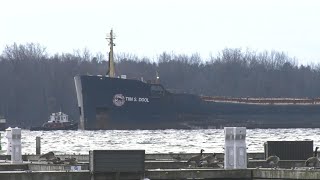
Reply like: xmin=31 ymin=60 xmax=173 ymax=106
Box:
xmin=1 ymin=43 xmax=320 ymax=127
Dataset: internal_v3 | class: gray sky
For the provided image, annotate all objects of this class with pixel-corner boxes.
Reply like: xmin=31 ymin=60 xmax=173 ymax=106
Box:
xmin=1 ymin=0 xmax=320 ymax=64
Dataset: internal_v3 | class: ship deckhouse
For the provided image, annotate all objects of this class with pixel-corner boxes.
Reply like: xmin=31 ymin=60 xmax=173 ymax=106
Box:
xmin=48 ymin=112 xmax=69 ymax=123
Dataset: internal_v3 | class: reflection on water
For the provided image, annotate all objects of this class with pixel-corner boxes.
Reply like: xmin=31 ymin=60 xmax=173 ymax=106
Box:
xmin=0 ymin=128 xmax=319 ymax=154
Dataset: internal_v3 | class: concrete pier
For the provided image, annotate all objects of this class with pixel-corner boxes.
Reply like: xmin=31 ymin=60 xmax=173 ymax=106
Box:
xmin=0 ymin=152 xmax=265 ymax=162
xmin=0 ymin=153 xmax=318 ymax=179
xmin=145 ymin=160 xmax=306 ymax=169
xmin=146 ymin=169 xmax=251 ymax=179
xmin=252 ymin=169 xmax=320 ymax=180
xmin=0 ymin=171 xmax=90 ymax=180
xmin=0 ymin=160 xmax=306 ymax=170
xmin=1 ymin=169 xmax=320 ymax=180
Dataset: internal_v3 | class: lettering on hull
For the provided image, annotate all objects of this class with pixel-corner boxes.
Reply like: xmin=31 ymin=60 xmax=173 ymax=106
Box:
xmin=113 ymin=94 xmax=149 ymax=106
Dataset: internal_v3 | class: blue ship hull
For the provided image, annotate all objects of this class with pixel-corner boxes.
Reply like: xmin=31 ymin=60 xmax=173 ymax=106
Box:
xmin=74 ymin=75 xmax=320 ymax=130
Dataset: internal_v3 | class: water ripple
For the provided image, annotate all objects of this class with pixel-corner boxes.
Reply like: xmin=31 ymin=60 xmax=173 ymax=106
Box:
xmin=0 ymin=128 xmax=320 ymax=154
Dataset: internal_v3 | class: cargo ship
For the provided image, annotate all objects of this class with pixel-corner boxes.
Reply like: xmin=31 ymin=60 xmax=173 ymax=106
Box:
xmin=74 ymin=30 xmax=320 ymax=130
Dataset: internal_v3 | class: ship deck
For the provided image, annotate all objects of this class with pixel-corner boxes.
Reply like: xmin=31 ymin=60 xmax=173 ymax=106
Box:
xmin=202 ymin=96 xmax=320 ymax=105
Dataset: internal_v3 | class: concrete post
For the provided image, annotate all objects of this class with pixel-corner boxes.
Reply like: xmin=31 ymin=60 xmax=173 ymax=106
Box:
xmin=224 ymin=127 xmax=247 ymax=169
xmin=36 ymin=136 xmax=41 ymax=155
xmin=5 ymin=127 xmax=12 ymax=155
xmin=11 ymin=127 xmax=22 ymax=163
xmin=235 ymin=127 xmax=247 ymax=169
xmin=224 ymin=127 xmax=235 ymax=169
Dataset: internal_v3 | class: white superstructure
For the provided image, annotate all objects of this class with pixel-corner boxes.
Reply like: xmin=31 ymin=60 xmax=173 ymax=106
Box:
xmin=48 ymin=112 xmax=69 ymax=123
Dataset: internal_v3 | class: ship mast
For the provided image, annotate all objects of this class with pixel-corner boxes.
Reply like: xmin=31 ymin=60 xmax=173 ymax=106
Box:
xmin=106 ymin=29 xmax=115 ymax=77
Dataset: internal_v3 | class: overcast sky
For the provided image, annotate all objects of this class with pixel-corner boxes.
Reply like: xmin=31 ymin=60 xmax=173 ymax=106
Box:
xmin=1 ymin=0 xmax=320 ymax=64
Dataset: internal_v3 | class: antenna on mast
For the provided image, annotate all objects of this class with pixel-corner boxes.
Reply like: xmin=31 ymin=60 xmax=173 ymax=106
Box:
xmin=106 ymin=29 xmax=116 ymax=77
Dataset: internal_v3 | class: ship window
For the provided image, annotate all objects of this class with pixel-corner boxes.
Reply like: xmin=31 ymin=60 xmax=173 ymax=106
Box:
xmin=151 ymin=85 xmax=164 ymax=97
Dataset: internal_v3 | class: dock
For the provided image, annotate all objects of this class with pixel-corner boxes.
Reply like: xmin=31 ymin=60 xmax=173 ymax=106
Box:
xmin=0 ymin=153 xmax=319 ymax=180
xmin=1 ymin=168 xmax=320 ymax=180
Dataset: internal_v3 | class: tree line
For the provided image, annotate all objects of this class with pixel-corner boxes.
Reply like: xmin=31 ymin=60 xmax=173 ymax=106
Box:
xmin=1 ymin=43 xmax=320 ymax=127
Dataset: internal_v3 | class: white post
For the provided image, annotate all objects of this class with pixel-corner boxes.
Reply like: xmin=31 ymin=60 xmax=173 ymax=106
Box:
xmin=224 ymin=127 xmax=247 ymax=169
xmin=5 ymin=127 xmax=12 ymax=155
xmin=234 ymin=127 xmax=247 ymax=169
xmin=11 ymin=127 xmax=22 ymax=163
xmin=224 ymin=127 xmax=235 ymax=169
